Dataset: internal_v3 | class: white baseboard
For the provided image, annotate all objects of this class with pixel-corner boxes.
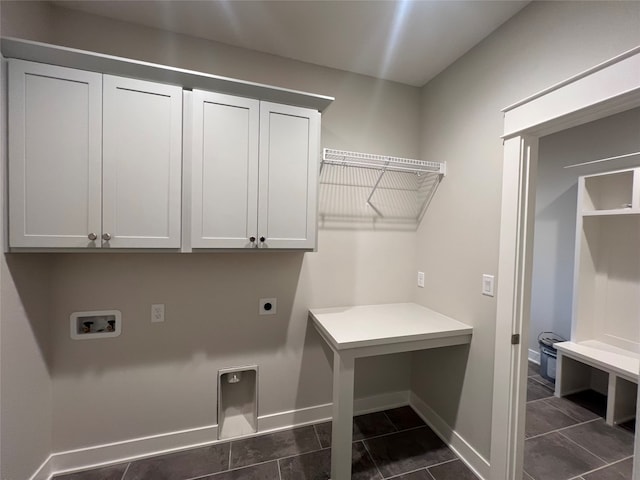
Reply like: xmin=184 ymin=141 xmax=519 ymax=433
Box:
xmin=354 ymin=389 xmax=410 ymax=415
xmin=529 ymin=348 xmax=540 ymax=364
xmin=51 ymin=423 xmax=220 ymax=475
xmin=48 ymin=390 xmax=409 ymax=479
xmin=257 ymin=402 xmax=332 ymax=433
xmin=29 ymin=455 xmax=54 ymax=480
xmin=410 ymin=392 xmax=490 ymax=480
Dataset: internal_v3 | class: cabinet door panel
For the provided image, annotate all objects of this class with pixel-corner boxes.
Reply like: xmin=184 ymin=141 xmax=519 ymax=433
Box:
xmin=9 ymin=59 xmax=102 ymax=248
xmin=258 ymin=102 xmax=319 ymax=249
xmin=102 ymin=75 xmax=182 ymax=248
xmin=191 ymin=90 xmax=259 ymax=248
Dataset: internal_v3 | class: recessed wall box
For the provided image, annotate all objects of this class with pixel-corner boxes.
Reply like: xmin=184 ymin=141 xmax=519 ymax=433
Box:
xmin=218 ymin=365 xmax=258 ymax=440
xmin=70 ymin=310 xmax=122 ymax=340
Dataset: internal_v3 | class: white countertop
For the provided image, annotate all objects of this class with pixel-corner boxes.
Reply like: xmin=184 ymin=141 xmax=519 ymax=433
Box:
xmin=309 ymin=303 xmax=472 ymax=351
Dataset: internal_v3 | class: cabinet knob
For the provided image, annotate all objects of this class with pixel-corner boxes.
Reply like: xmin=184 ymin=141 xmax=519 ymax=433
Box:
xmin=87 ymin=233 xmax=97 ymax=241
xmin=249 ymin=236 xmax=256 ymax=243
xmin=102 ymin=233 xmax=112 ymax=241
xmin=260 ymin=236 xmax=266 ymax=242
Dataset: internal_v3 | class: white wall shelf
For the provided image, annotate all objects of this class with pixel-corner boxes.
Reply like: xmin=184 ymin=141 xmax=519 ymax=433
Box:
xmin=555 ymin=167 xmax=640 ymax=426
xmin=319 ymin=148 xmax=446 ymax=226
xmin=580 ymin=167 xmax=640 ymax=215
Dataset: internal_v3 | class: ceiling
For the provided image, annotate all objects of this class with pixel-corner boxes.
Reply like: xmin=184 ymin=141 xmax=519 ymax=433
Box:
xmin=52 ymin=0 xmax=529 ymax=87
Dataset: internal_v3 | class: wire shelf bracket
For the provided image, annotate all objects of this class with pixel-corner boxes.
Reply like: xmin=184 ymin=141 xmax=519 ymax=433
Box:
xmin=320 ymin=148 xmax=447 ymax=226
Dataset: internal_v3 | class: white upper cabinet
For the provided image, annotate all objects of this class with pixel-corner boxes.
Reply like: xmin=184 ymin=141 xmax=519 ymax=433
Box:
xmin=191 ymin=93 xmax=320 ymax=250
xmin=9 ymin=59 xmax=102 ymax=248
xmin=7 ymin=54 xmax=324 ymax=252
xmin=191 ymin=91 xmax=259 ymax=248
xmin=102 ymin=75 xmax=182 ymax=248
xmin=8 ymin=60 xmax=183 ymax=249
xmin=258 ymin=102 xmax=319 ymax=249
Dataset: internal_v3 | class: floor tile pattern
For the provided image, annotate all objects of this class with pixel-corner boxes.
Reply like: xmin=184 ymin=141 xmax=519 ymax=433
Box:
xmin=524 ymin=361 xmax=636 ymax=480
xmin=49 ymin=367 xmax=638 ymax=480
xmin=53 ymin=406 xmax=479 ymax=480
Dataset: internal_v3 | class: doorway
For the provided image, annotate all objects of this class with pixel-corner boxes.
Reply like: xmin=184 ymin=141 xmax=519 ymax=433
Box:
xmin=490 ymin=46 xmax=640 ymax=480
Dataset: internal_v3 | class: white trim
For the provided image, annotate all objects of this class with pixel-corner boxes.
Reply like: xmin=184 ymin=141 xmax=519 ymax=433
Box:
xmin=52 ymin=423 xmax=220 ymax=475
xmin=29 ymin=456 xmax=54 ymax=480
xmin=502 ymin=45 xmax=640 ymax=112
xmin=495 ymin=46 xmax=640 ymax=480
xmin=502 ymin=49 xmax=640 ymax=138
xmin=46 ymin=392 xmax=409 ymax=479
xmin=410 ymin=392 xmax=489 ymax=480
xmin=257 ymin=402 xmax=332 ymax=434
xmin=528 ymin=348 xmax=540 ymax=365
xmin=354 ymin=389 xmax=411 ymax=415
xmin=1 ymin=37 xmax=334 ymax=112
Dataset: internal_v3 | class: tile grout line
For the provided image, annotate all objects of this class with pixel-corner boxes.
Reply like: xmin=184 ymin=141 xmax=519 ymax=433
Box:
xmin=355 ymin=424 xmax=427 ymax=443
xmin=360 ymin=439 xmax=385 ymax=479
xmin=385 ymin=465 xmax=434 ymax=479
xmin=537 ymin=398 xmax=600 ymax=424
xmin=526 ymin=396 xmax=555 ymax=405
xmin=384 ymin=458 xmax=460 ymax=479
xmin=525 ymin=417 xmax=600 ymax=440
xmin=185 ymin=459 xmax=282 ymax=480
xmin=381 ymin=410 xmax=399 ymax=432
xmin=312 ymin=423 xmax=324 ymax=449
xmin=528 ymin=375 xmax=555 ymax=389
xmin=228 ymin=441 xmax=232 ymax=471
xmin=557 ymin=430 xmax=611 ymax=465
xmin=119 ymin=462 xmax=131 ymax=480
xmin=566 ymin=455 xmax=636 ymax=480
xmin=276 ymin=458 xmax=283 ymax=480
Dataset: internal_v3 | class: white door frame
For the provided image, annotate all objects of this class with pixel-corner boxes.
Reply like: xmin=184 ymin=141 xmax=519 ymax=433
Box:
xmin=490 ymin=45 xmax=640 ymax=480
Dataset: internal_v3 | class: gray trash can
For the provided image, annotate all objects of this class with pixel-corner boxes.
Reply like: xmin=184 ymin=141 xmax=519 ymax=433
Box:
xmin=538 ymin=332 xmax=566 ymax=383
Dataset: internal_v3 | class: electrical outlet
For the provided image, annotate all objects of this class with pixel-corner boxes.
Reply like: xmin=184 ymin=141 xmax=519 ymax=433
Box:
xmin=482 ymin=274 xmax=495 ymax=297
xmin=259 ymin=298 xmax=277 ymax=315
xmin=417 ymin=271 xmax=425 ymax=288
xmin=151 ymin=304 xmax=165 ymax=322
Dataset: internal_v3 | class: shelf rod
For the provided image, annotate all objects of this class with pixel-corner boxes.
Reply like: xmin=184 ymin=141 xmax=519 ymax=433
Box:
xmin=564 ymin=151 xmax=640 ymax=169
xmin=322 ymin=160 xmax=441 ymax=174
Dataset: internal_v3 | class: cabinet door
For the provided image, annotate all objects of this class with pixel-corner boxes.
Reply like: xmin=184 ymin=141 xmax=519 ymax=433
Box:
xmin=258 ymin=102 xmax=320 ymax=249
xmin=191 ymin=90 xmax=259 ymax=248
xmin=102 ymin=75 xmax=182 ymax=248
xmin=8 ymin=59 xmax=102 ymax=248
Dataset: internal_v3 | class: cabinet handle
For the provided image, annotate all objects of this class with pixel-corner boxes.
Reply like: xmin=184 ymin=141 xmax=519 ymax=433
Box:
xmin=259 ymin=236 xmax=266 ymax=243
xmin=88 ymin=233 xmax=97 ymax=241
xmin=249 ymin=236 xmax=256 ymax=243
xmin=102 ymin=233 xmax=112 ymax=241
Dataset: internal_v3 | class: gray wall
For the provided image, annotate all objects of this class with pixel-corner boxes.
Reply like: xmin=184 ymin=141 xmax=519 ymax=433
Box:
xmin=1 ymin=0 xmax=421 ymax=463
xmin=413 ymin=1 xmax=640 ymax=461
xmin=1 ymin=3 xmax=56 ymax=477
xmin=530 ymin=107 xmax=640 ymax=353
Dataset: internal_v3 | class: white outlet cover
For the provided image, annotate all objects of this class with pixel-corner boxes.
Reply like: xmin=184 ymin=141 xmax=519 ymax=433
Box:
xmin=417 ymin=271 xmax=425 ymax=288
xmin=151 ymin=304 xmax=165 ymax=322
xmin=259 ymin=298 xmax=277 ymax=315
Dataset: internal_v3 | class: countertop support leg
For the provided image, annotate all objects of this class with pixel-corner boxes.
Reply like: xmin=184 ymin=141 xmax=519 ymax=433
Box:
xmin=331 ymin=351 xmax=355 ymax=480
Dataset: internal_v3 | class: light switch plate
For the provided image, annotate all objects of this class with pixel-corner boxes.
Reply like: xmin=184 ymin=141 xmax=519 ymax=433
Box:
xmin=482 ymin=274 xmax=495 ymax=297
xmin=417 ymin=271 xmax=425 ymax=288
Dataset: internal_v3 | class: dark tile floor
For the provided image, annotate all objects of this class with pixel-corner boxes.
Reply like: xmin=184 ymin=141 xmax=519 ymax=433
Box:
xmin=524 ymin=361 xmax=636 ymax=480
xmin=53 ymin=406 xmax=480 ymax=480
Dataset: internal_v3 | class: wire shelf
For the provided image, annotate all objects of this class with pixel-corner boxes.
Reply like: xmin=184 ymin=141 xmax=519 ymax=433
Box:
xmin=319 ymin=148 xmax=446 ymax=226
